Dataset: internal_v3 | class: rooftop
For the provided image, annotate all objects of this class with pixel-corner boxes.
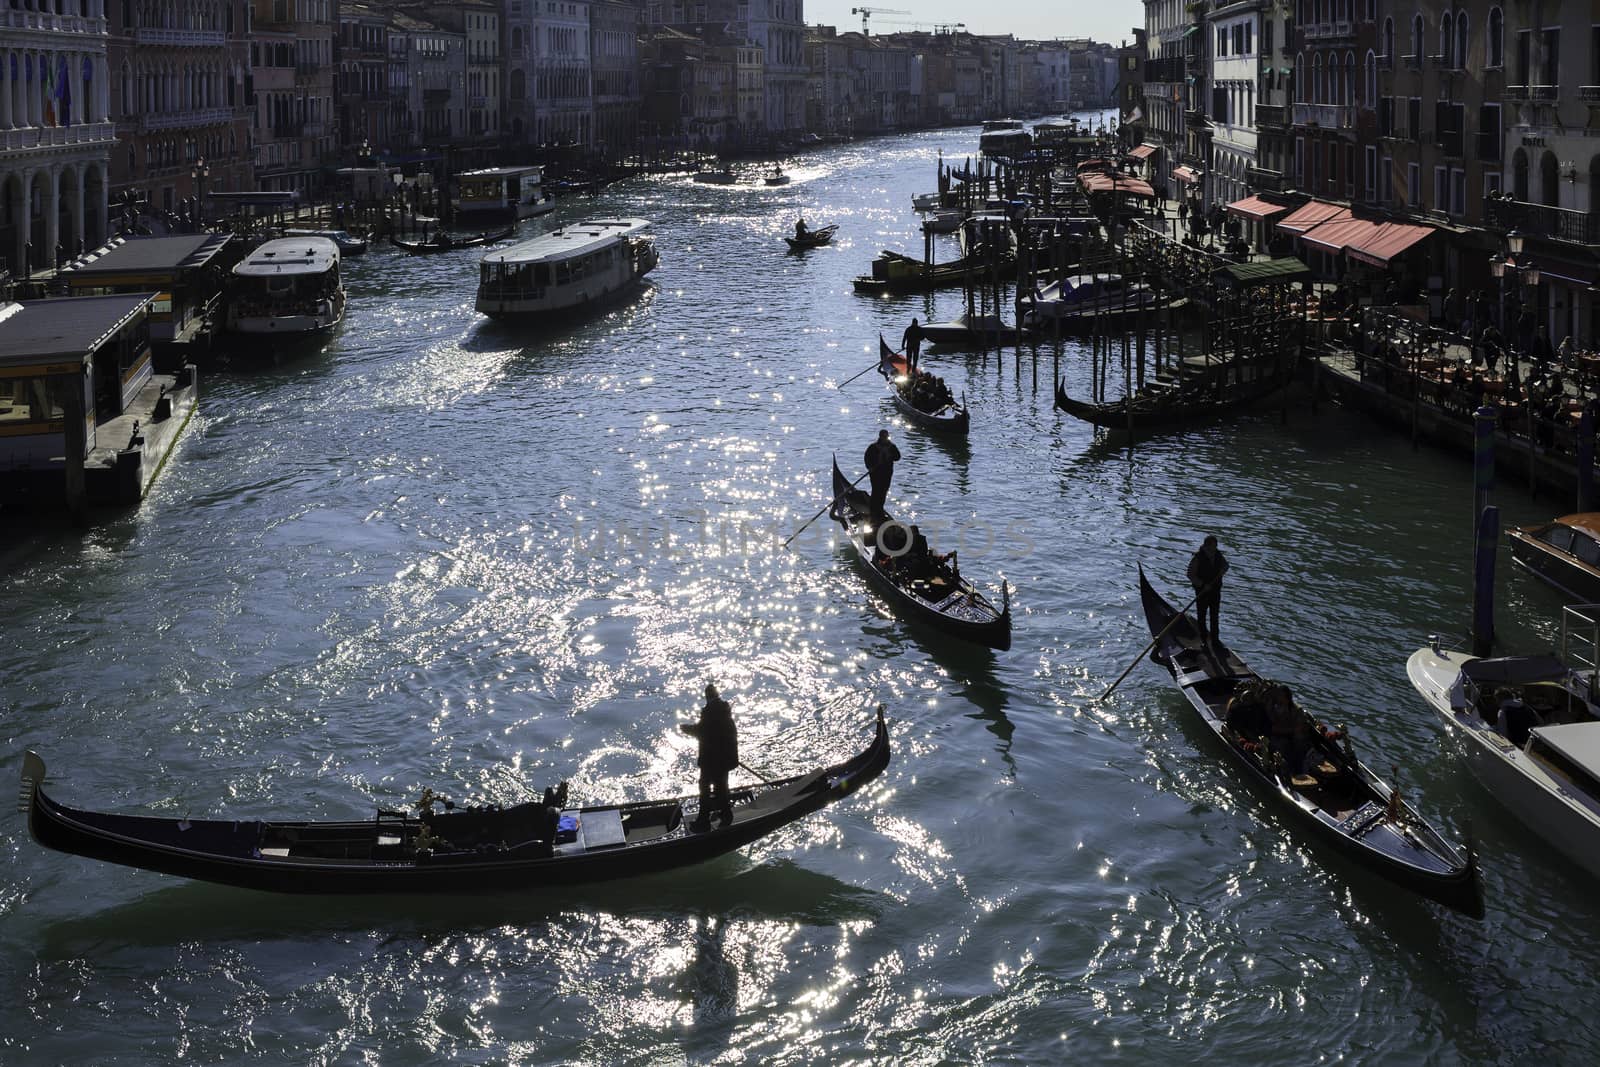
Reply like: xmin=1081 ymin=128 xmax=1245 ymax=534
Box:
xmin=0 ymin=294 xmax=154 ymax=368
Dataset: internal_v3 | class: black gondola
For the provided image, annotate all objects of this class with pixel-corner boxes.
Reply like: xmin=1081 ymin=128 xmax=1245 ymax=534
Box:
xmin=1053 ymin=356 xmax=1293 ymax=435
xmin=785 ymin=224 xmax=837 ymax=251
xmin=829 ymin=457 xmax=1009 ymax=649
xmin=391 ymin=226 xmax=516 ymax=255
xmin=879 ymin=337 xmax=969 ymax=435
xmin=1137 ymin=567 xmax=1483 ymax=917
xmin=19 ymin=709 xmax=890 ymax=894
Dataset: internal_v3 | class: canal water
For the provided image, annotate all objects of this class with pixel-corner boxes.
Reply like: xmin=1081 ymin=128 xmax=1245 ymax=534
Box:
xmin=2 ymin=122 xmax=1596 ymax=1064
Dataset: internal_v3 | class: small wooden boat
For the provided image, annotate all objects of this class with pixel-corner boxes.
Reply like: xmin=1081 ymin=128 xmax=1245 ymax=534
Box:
xmin=829 ymin=457 xmax=1009 ymax=649
xmin=785 ymin=224 xmax=837 ymax=251
xmin=1053 ymin=355 xmax=1293 ymax=434
xmin=852 ymin=249 xmax=1015 ymax=295
xmin=1138 ymin=567 xmax=1483 ymax=916
xmin=879 ymin=336 xmax=969 ymax=435
xmin=764 ymin=167 xmax=792 ymax=186
xmin=19 ymin=709 xmax=890 ymax=894
xmin=392 ymin=227 xmax=515 ymax=255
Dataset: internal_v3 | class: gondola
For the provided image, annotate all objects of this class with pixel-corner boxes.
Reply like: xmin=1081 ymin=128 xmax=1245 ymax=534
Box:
xmin=1053 ymin=355 xmax=1293 ymax=434
xmin=391 ymin=226 xmax=515 ymax=255
xmin=785 ymin=224 xmax=837 ymax=251
xmin=879 ymin=336 xmax=969 ymax=435
xmin=1137 ymin=567 xmax=1483 ymax=917
xmin=852 ymin=250 xmax=1017 ymax=295
xmin=829 ymin=457 xmax=1010 ymax=649
xmin=19 ymin=710 xmax=890 ymax=894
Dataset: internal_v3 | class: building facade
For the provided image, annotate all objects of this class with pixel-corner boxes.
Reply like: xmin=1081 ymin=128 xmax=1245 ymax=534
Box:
xmin=590 ymin=0 xmax=639 ymax=156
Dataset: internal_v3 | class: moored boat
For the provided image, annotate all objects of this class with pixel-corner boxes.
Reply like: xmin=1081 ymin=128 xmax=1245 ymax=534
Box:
xmin=1507 ymin=514 xmax=1600 ymax=603
xmin=1140 ymin=567 xmax=1483 ymax=916
xmin=1022 ymin=272 xmax=1156 ymax=331
xmin=475 ymin=218 xmax=658 ymax=319
xmin=853 ymin=249 xmax=1016 ymax=295
xmin=919 ymin=313 xmax=1018 ymax=347
xmin=1053 ymin=355 xmax=1293 ymax=434
xmin=878 ymin=337 xmax=969 ymax=435
xmin=454 ymin=165 xmax=554 ymax=220
xmin=1407 ymin=615 xmax=1600 ymax=883
xmin=225 ymin=237 xmax=345 ymax=336
xmin=829 ymin=457 xmax=1009 ymax=649
xmin=19 ymin=708 xmax=890 ymax=893
xmin=283 ymin=228 xmax=368 ymax=256
xmin=391 ymin=226 xmax=515 ymax=255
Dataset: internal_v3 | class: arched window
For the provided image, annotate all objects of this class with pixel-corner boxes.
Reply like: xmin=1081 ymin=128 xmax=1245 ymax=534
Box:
xmin=1294 ymin=53 xmax=1304 ymax=102
xmin=1488 ymin=7 xmax=1503 ymax=67
xmin=1364 ymin=49 xmax=1376 ymax=105
xmin=1411 ymin=14 xmax=1424 ymax=60
xmin=1313 ymin=53 xmax=1323 ymax=103
xmin=1456 ymin=12 xmax=1469 ymax=67
xmin=1346 ymin=51 xmax=1356 ymax=105
xmin=1440 ymin=11 xmax=1454 ymax=67
xmin=1382 ymin=17 xmax=1394 ymax=59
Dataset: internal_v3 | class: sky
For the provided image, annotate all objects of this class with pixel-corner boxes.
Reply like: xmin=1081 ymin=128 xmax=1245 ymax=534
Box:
xmin=804 ymin=0 xmax=1144 ymax=46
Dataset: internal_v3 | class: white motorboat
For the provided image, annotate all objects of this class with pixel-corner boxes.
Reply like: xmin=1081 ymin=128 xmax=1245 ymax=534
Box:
xmin=922 ymin=210 xmax=962 ymax=234
xmin=1407 ymin=610 xmax=1600 ymax=881
xmin=475 ymin=218 xmax=658 ymax=319
xmin=226 ymin=237 xmax=345 ymax=335
xmin=1022 ymin=272 xmax=1156 ymax=330
xmin=912 ymin=192 xmax=943 ymax=212
xmin=283 ymin=228 xmax=368 ymax=256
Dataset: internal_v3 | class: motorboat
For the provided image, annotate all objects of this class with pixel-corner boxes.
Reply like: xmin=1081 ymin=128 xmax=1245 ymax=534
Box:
xmin=1022 ymin=272 xmax=1156 ymax=330
xmin=283 ymin=228 xmax=368 ymax=256
xmin=693 ymin=168 xmax=738 ymax=185
xmin=763 ymin=167 xmax=791 ymax=186
xmin=922 ymin=210 xmax=962 ymax=235
xmin=1507 ymin=513 xmax=1600 ymax=603
xmin=919 ymin=312 xmax=1018 ymax=346
xmin=1407 ymin=609 xmax=1600 ymax=882
xmin=476 ymin=218 xmax=658 ymax=319
xmin=912 ymin=192 xmax=943 ymax=212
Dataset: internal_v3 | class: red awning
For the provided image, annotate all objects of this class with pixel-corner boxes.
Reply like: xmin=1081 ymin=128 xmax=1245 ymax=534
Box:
xmin=1172 ymin=165 xmax=1201 ymax=184
xmin=1346 ymin=221 xmax=1436 ymax=267
xmin=1076 ymin=157 xmax=1115 ymax=172
xmin=1079 ymin=172 xmax=1157 ymax=198
xmin=1276 ymin=199 xmax=1352 ymax=235
xmin=1227 ymin=195 xmax=1292 ymax=222
xmin=1301 ymin=216 xmax=1385 ymax=256
xmin=1128 ymin=144 xmax=1157 ymax=161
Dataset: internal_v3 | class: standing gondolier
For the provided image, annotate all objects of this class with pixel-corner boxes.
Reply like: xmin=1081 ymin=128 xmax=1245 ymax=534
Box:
xmin=1187 ymin=535 xmax=1229 ymax=648
xmin=864 ymin=430 xmax=901 ymax=520
xmin=902 ymin=318 xmax=925 ymax=375
xmin=681 ymin=684 xmax=738 ymax=831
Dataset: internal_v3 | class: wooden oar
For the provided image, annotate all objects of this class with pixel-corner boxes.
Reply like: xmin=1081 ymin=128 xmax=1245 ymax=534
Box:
xmin=781 ymin=468 xmax=870 ymax=549
xmin=837 ymin=359 xmax=889 ymax=389
xmin=739 ymin=760 xmax=774 ymax=784
xmin=1100 ymin=577 xmax=1218 ymax=700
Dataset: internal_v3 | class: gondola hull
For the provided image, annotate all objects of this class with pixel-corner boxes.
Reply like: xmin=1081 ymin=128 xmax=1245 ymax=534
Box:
xmin=1054 ymin=360 xmax=1292 ymax=434
xmin=1137 ymin=568 xmax=1482 ymax=916
xmin=20 ymin=713 xmax=889 ymax=895
xmin=785 ymin=226 xmax=836 ymax=251
xmin=880 ymin=338 xmax=969 ymax=436
xmin=830 ymin=459 xmax=1010 ymax=650
xmin=392 ymin=227 xmax=515 ymax=255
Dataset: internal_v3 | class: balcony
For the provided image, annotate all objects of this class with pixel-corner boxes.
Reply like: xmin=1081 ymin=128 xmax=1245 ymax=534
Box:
xmin=1304 ymin=21 xmax=1355 ymax=41
xmin=139 ymin=108 xmax=234 ymax=132
xmin=1255 ymin=103 xmax=1288 ymax=129
xmin=1582 ymin=86 xmax=1600 ymax=103
xmin=1483 ymin=196 xmax=1600 ymax=245
xmin=1293 ymin=102 xmax=1354 ymax=129
xmin=1402 ymin=53 xmax=1422 ymax=70
xmin=469 ymin=95 xmax=487 ymax=108
xmin=133 ymin=27 xmax=225 ymax=46
xmin=1505 ymin=85 xmax=1559 ymax=102
xmin=1378 ymin=53 xmax=1393 ymax=71
xmin=1246 ymin=165 xmax=1285 ymax=191
xmin=1 ymin=10 xmax=104 ymax=35
xmin=0 ymin=121 xmax=115 ymax=151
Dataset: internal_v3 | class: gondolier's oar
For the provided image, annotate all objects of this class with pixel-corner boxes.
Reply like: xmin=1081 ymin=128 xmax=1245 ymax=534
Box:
xmin=739 ymin=760 xmax=775 ymax=784
xmin=781 ymin=468 xmax=870 ymax=549
xmin=837 ymin=359 xmax=889 ymax=389
xmin=1100 ymin=577 xmax=1218 ymax=700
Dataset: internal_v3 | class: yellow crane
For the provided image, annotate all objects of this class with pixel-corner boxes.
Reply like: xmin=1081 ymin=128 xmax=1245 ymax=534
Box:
xmin=849 ymin=6 xmax=910 ymax=34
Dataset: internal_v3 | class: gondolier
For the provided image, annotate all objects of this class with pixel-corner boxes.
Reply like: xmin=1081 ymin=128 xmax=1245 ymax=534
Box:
xmin=902 ymin=318 xmax=925 ymax=375
xmin=864 ymin=430 xmax=901 ymax=519
xmin=681 ymin=684 xmax=738 ymax=831
xmin=1187 ymin=535 xmax=1229 ymax=647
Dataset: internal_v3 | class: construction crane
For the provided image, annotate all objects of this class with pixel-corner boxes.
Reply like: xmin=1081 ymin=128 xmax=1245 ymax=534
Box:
xmin=850 ymin=6 xmax=910 ymax=35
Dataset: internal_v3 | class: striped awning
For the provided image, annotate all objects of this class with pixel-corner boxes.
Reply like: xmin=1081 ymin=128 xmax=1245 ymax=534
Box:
xmin=1128 ymin=144 xmax=1157 ymax=161
xmin=1226 ymin=194 xmax=1293 ymax=222
xmin=1172 ymin=165 xmax=1201 ymax=184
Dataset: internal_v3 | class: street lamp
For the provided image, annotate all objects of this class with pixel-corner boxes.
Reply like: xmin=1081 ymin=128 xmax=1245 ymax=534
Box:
xmin=190 ymin=158 xmax=209 ymax=228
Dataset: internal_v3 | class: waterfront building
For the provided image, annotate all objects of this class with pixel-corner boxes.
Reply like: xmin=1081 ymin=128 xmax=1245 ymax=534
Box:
xmin=1117 ymin=29 xmax=1146 ymax=150
xmin=507 ymin=0 xmax=591 ymax=146
xmin=640 ymin=26 xmax=732 ymax=146
xmin=109 ymin=0 xmax=252 ymax=228
xmin=393 ymin=12 xmax=465 ymax=144
xmin=733 ymin=40 xmax=764 ymax=144
xmin=590 ymin=0 xmax=640 ymax=156
xmin=742 ymin=0 xmax=804 ymax=133
xmin=403 ymin=0 xmax=499 ymax=147
xmin=249 ymin=0 xmax=336 ymax=198
xmin=1490 ymin=0 xmax=1599 ymax=345
xmin=337 ymin=2 xmax=390 ymax=156
xmin=1024 ymin=41 xmax=1073 ymax=113
xmin=0 ymin=0 xmax=115 ymax=276
xmin=1288 ymin=0 xmax=1375 ymax=208
xmin=1207 ymin=0 xmax=1291 ymax=207
xmin=1142 ymin=0 xmax=1192 ymax=199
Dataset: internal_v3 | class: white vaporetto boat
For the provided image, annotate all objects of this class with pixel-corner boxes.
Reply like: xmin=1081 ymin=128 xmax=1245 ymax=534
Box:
xmin=1407 ymin=607 xmax=1600 ymax=882
xmin=226 ymin=237 xmax=345 ymax=335
xmin=475 ymin=219 xmax=658 ymax=319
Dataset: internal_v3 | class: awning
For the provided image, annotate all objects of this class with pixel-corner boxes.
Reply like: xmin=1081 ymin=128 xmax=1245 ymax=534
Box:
xmin=1227 ymin=194 xmax=1293 ymax=222
xmin=1301 ymin=216 xmax=1385 ymax=256
xmin=1172 ymin=165 xmax=1201 ymax=184
xmin=1276 ymin=199 xmax=1351 ymax=235
xmin=1076 ymin=157 xmax=1115 ymax=172
xmin=1079 ymin=172 xmax=1157 ymax=198
xmin=1346 ymin=220 xmax=1436 ymax=267
xmin=1525 ymin=249 xmax=1598 ymax=287
xmin=1213 ymin=257 xmax=1310 ymax=286
xmin=1128 ymin=144 xmax=1157 ymax=161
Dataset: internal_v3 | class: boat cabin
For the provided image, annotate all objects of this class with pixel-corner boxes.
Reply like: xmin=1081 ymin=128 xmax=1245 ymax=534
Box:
xmin=476 ymin=219 xmax=656 ymax=317
xmin=1509 ymin=514 xmax=1600 ymax=604
xmin=0 ymin=294 xmax=154 ymax=475
xmin=226 ymin=237 xmax=344 ymax=335
xmin=455 ymin=166 xmax=548 ymax=219
xmin=979 ymin=127 xmax=1033 ymax=158
xmin=59 ymin=235 xmax=234 ymax=366
xmin=1525 ymin=722 xmax=1600 ymax=814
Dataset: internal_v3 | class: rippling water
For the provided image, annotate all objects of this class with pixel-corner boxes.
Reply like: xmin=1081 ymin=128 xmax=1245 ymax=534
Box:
xmin=3 ymin=122 xmax=1597 ymax=1063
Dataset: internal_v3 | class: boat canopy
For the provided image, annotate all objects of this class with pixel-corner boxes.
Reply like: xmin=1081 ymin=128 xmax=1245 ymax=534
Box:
xmin=482 ymin=219 xmax=651 ymax=266
xmin=1530 ymin=721 xmax=1600 ymax=782
xmin=1459 ymin=655 xmax=1568 ymax=686
xmin=234 ymin=237 xmax=339 ymax=276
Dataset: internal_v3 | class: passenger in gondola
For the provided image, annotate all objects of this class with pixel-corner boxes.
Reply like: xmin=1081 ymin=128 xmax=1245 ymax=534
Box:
xmin=681 ymin=684 xmax=738 ymax=831
xmin=1225 ymin=690 xmax=1271 ymax=742
xmin=864 ymin=430 xmax=901 ymax=520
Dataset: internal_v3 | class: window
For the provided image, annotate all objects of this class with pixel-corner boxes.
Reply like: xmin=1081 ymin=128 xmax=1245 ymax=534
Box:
xmin=1456 ymin=12 xmax=1469 ymax=69
xmin=1478 ymin=103 xmax=1502 ymax=161
xmin=1542 ymin=525 xmax=1578 ymax=552
xmin=1382 ymin=154 xmax=1394 ymax=202
xmin=1542 ymin=27 xmax=1560 ymax=87
xmin=1218 ymin=27 xmax=1227 ymax=56
xmin=1382 ymin=17 xmax=1394 ymax=59
xmin=1484 ymin=171 xmax=1502 ymax=197
xmin=1516 ymin=29 xmax=1532 ymax=83
xmin=1441 ymin=12 xmax=1454 ymax=66
xmin=1411 ymin=13 xmax=1424 ymax=60
xmin=1575 ymin=534 xmax=1600 ymax=567
xmin=1435 ymin=166 xmax=1448 ymax=212
xmin=1488 ymin=7 xmax=1504 ymax=67
xmin=1264 ymin=19 xmax=1274 ymax=55
xmin=1451 ymin=168 xmax=1466 ymax=216
xmin=1408 ymin=161 xmax=1421 ymax=205
xmin=1408 ymin=96 xmax=1420 ymax=137
xmin=1365 ymin=145 xmax=1377 ymax=199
